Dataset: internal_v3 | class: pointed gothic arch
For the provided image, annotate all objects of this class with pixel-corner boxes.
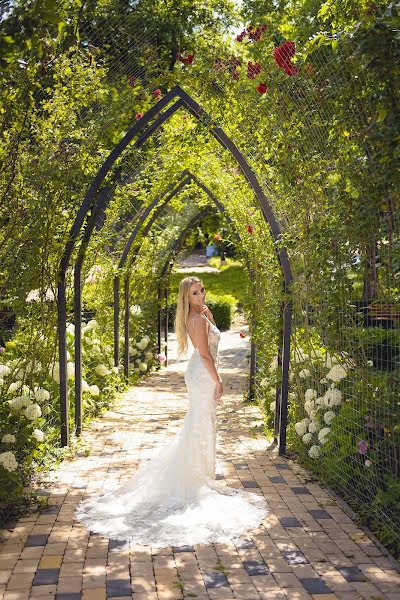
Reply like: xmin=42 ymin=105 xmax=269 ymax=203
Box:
xmin=58 ymin=85 xmax=293 ymax=455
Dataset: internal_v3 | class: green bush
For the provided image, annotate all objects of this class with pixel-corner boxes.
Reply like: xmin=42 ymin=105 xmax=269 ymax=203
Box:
xmin=168 ymin=293 xmax=236 ymax=331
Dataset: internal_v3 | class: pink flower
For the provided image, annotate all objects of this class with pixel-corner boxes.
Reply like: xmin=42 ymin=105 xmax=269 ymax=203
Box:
xmin=157 ymin=353 xmax=167 ymax=363
xmin=135 ymin=112 xmax=144 ymax=120
xmin=357 ymin=440 xmax=368 ymax=455
xmin=151 ymin=89 xmax=161 ymax=99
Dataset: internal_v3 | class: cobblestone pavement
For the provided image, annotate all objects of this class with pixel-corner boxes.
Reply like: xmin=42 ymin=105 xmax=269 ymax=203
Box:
xmin=1 ymin=319 xmax=400 ymax=600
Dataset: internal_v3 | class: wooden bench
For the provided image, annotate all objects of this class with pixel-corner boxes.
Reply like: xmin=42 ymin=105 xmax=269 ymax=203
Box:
xmin=367 ymin=303 xmax=400 ymax=326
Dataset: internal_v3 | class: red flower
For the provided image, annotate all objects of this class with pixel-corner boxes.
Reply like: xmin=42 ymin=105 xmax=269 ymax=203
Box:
xmin=151 ymin=89 xmax=161 ymax=99
xmin=231 ymin=70 xmax=240 ymax=80
xmin=135 ymin=112 xmax=144 ymax=120
xmin=239 ymin=331 xmax=246 ymax=338
xmin=273 ymin=41 xmax=298 ymax=76
xmin=214 ymin=233 xmax=222 ymax=241
xmin=247 ymin=224 xmax=253 ymax=234
xmin=177 ymin=53 xmax=194 ymax=65
xmin=247 ymin=61 xmax=261 ymax=79
xmin=248 ymin=27 xmax=262 ymax=41
xmin=256 ymin=82 xmax=268 ymax=94
xmin=260 ymin=24 xmax=267 ymax=32
xmin=236 ymin=31 xmax=246 ymax=42
xmin=127 ymin=75 xmax=137 ymax=87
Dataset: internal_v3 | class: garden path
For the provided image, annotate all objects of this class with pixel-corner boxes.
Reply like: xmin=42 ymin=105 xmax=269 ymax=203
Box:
xmin=1 ymin=319 xmax=400 ymax=600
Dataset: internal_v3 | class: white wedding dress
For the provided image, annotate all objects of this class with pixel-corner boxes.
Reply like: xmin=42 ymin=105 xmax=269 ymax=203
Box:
xmin=76 ymin=317 xmax=268 ymax=546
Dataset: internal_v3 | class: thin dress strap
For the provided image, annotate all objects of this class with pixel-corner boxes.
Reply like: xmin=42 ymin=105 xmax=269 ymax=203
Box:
xmin=191 ymin=314 xmax=209 ymax=349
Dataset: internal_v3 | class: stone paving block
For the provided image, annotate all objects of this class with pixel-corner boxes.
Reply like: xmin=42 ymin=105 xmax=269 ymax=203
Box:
xmin=299 ymin=578 xmax=333 ymax=594
xmin=105 ymin=578 xmax=132 ymax=597
xmin=242 ymin=481 xmax=260 ymax=488
xmin=243 ymin=560 xmax=269 ymax=576
xmin=171 ymin=545 xmax=194 ymax=553
xmin=269 ymin=476 xmax=286 ymax=484
xmin=25 ymin=535 xmax=49 ymax=547
xmin=280 ymin=517 xmax=302 ymax=528
xmin=282 ymin=551 xmax=309 ymax=565
xmin=203 ymin=571 xmax=229 ymax=588
xmin=336 ymin=566 xmax=368 ymax=582
xmin=308 ymin=511 xmax=332 ymax=520
xmin=233 ymin=538 xmax=256 ymax=549
xmin=32 ymin=569 xmax=60 ymax=586
xmin=55 ymin=594 xmax=81 ymax=600
xmin=291 ymin=487 xmax=312 ymax=496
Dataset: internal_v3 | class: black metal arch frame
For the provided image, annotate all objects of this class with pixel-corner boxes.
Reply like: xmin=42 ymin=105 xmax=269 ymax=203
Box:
xmin=115 ymin=168 xmax=255 ymax=375
xmin=58 ymin=84 xmax=293 ymax=455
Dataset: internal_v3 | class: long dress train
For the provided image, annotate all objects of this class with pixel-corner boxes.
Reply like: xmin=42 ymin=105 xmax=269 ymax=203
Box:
xmin=75 ymin=319 xmax=268 ymax=547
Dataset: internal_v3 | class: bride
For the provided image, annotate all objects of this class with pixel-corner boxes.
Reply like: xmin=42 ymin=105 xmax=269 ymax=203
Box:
xmin=76 ymin=276 xmax=268 ymax=546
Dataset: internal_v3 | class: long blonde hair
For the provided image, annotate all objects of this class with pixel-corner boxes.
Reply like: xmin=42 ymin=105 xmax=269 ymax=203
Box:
xmin=175 ymin=276 xmax=202 ymax=356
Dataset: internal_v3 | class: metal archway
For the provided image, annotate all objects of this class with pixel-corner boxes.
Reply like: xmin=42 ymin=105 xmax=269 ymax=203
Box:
xmin=115 ymin=170 xmax=257 ymax=385
xmin=58 ymin=85 xmax=293 ymax=454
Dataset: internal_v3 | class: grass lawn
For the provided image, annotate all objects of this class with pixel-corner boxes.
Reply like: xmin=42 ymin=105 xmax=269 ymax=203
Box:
xmin=169 ymin=258 xmax=246 ymax=307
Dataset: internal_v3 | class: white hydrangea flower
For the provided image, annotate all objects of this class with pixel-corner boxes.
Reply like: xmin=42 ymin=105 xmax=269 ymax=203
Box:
xmin=326 ymin=364 xmax=347 ymax=382
xmin=315 ymin=397 xmax=325 ymax=407
xmin=24 ymin=403 xmax=42 ymax=420
xmin=129 ymin=346 xmax=137 ymax=356
xmin=21 ymin=385 xmax=31 ymax=396
xmin=7 ymin=380 xmax=22 ymax=394
xmin=305 ymin=389 xmax=317 ymax=402
xmin=111 ymin=366 xmax=119 ymax=374
xmin=308 ymin=445 xmax=320 ymax=459
xmin=32 ymin=429 xmax=45 ymax=442
xmin=2 ymin=434 xmax=16 ymax=444
xmin=367 ymin=360 xmax=373 ymax=367
xmin=108 ymin=357 xmax=114 ymax=366
xmin=139 ymin=362 xmax=148 ymax=372
xmin=324 ymin=410 xmax=336 ymax=425
xmin=95 ymin=364 xmax=109 ymax=377
xmin=304 ymin=399 xmax=315 ymax=415
xmin=89 ymin=385 xmax=100 ymax=397
xmin=145 ymin=351 xmax=153 ymax=360
xmin=269 ymin=357 xmax=278 ymax=371
xmin=299 ymin=369 xmax=311 ymax=379
xmin=0 ymin=378 xmax=3 ymax=388
xmin=308 ymin=420 xmax=320 ymax=433
xmin=102 ymin=345 xmax=112 ymax=355
xmin=134 ymin=358 xmax=141 ymax=365
xmin=130 ymin=305 xmax=142 ymax=317
xmin=42 ymin=405 xmax=51 ymax=415
xmin=66 ymin=323 xmax=75 ymax=336
xmin=34 ymin=387 xmax=50 ymax=403
xmin=51 ymin=362 xmax=60 ymax=383
xmin=302 ymin=433 xmax=313 ymax=445
xmin=270 ymin=401 xmax=276 ymax=412
xmin=67 ymin=362 xmax=75 ymax=380
xmin=295 ymin=418 xmax=310 ymax=436
xmin=324 ymin=388 xmax=342 ymax=407
xmin=81 ymin=379 xmax=90 ymax=393
xmin=87 ymin=319 xmax=99 ymax=331
xmin=320 ymin=377 xmax=328 ymax=384
xmin=0 ymin=364 xmax=11 ymax=377
xmin=0 ymin=451 xmax=18 ymax=472
xmin=318 ymin=427 xmax=331 ymax=444
xmin=8 ymin=396 xmax=31 ymax=410
xmin=309 ymin=409 xmax=317 ymax=419
xmin=160 ymin=340 xmax=167 ymax=350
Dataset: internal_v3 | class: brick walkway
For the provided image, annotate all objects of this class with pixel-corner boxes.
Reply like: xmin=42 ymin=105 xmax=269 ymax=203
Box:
xmin=1 ymin=320 xmax=400 ymax=600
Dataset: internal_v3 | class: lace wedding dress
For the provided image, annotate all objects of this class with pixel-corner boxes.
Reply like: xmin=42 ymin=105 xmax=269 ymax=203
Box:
xmin=76 ymin=317 xmax=268 ymax=546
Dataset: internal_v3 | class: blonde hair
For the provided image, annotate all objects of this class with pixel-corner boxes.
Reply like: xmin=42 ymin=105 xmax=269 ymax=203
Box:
xmin=175 ymin=276 xmax=203 ymax=356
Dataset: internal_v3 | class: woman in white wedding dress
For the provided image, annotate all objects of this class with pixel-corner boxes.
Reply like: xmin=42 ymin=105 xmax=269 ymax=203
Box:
xmin=76 ymin=276 xmax=268 ymax=546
